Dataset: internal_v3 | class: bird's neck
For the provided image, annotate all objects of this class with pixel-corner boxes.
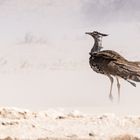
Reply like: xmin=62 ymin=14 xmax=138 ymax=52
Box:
xmin=90 ymin=37 xmax=103 ymax=53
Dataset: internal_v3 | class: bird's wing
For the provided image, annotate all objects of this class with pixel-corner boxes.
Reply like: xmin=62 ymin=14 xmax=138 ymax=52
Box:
xmin=92 ymin=50 xmax=140 ymax=82
xmin=112 ymin=60 xmax=140 ymax=82
xmin=114 ymin=61 xmax=140 ymax=73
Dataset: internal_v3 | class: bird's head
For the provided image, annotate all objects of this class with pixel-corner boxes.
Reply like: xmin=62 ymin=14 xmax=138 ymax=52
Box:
xmin=85 ymin=31 xmax=108 ymax=39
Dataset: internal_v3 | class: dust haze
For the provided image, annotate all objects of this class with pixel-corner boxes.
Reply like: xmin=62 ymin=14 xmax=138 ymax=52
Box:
xmin=0 ymin=0 xmax=139 ymax=113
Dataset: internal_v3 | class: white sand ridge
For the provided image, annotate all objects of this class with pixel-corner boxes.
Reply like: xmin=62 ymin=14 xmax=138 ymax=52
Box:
xmin=0 ymin=107 xmax=139 ymax=140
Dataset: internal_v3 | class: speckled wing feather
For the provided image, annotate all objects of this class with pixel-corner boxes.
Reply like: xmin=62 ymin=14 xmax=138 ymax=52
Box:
xmin=92 ymin=50 xmax=140 ymax=82
xmin=112 ymin=60 xmax=140 ymax=82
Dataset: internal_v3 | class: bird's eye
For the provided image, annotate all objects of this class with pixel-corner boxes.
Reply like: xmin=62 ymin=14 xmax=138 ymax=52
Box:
xmin=93 ymin=32 xmax=97 ymax=35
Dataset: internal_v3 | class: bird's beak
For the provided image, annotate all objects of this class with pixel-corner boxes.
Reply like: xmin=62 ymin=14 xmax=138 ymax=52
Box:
xmin=85 ymin=32 xmax=92 ymax=35
xmin=99 ymin=33 xmax=108 ymax=37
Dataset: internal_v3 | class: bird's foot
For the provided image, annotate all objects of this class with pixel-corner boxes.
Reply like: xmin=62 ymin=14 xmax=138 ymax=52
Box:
xmin=117 ymin=97 xmax=120 ymax=103
xmin=109 ymin=94 xmax=113 ymax=101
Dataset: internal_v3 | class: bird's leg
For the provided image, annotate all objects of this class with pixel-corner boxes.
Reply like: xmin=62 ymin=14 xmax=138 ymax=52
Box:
xmin=107 ymin=75 xmax=114 ymax=101
xmin=116 ymin=77 xmax=120 ymax=102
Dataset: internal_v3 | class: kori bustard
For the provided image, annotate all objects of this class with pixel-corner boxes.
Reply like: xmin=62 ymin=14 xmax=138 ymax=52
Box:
xmin=86 ymin=31 xmax=140 ymax=101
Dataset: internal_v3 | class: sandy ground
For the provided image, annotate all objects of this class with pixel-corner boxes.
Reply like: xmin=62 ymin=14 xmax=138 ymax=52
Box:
xmin=0 ymin=108 xmax=139 ymax=140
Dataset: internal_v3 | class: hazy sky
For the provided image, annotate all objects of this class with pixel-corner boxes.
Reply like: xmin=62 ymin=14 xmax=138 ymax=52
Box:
xmin=0 ymin=0 xmax=140 ymax=43
xmin=0 ymin=0 xmax=140 ymax=113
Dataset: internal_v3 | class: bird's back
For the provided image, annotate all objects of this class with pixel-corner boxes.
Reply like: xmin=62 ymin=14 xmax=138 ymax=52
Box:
xmin=90 ymin=50 xmax=127 ymax=62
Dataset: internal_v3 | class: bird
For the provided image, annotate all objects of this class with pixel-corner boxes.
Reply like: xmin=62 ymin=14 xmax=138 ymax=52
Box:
xmin=86 ymin=31 xmax=140 ymax=101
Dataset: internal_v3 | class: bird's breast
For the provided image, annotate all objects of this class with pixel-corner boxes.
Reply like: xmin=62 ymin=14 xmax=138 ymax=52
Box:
xmin=89 ymin=55 xmax=105 ymax=74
